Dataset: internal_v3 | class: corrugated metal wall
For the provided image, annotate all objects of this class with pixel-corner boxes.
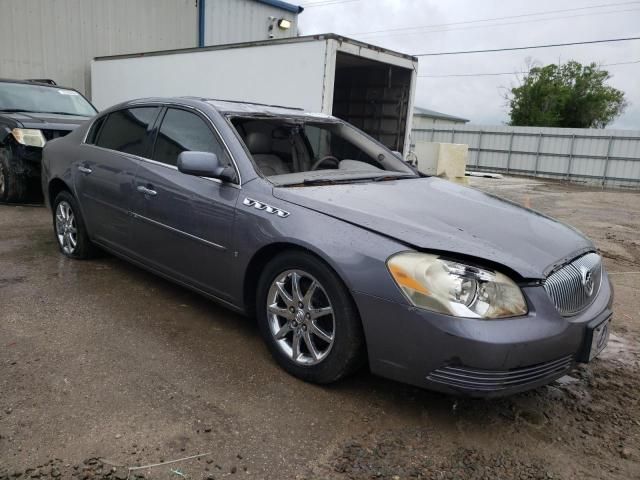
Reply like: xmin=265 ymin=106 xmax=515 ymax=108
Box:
xmin=0 ymin=0 xmax=198 ymax=97
xmin=412 ymin=124 xmax=640 ymax=188
xmin=413 ymin=116 xmax=467 ymax=128
xmin=203 ymin=0 xmax=298 ymax=46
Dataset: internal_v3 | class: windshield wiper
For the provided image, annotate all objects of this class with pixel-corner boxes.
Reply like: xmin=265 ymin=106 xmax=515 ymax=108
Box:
xmin=0 ymin=109 xmax=42 ymax=113
xmin=301 ymin=178 xmax=345 ymax=186
xmin=298 ymin=174 xmax=416 ymax=186
xmin=371 ymin=174 xmax=418 ymax=182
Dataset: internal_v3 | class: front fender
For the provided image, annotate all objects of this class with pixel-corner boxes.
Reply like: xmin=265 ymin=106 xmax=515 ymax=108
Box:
xmin=232 ymin=186 xmax=410 ymax=307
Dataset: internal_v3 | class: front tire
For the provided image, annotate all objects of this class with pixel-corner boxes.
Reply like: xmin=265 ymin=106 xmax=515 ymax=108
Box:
xmin=0 ymin=147 xmax=27 ymax=203
xmin=52 ymin=190 xmax=97 ymax=259
xmin=256 ymin=251 xmax=366 ymax=384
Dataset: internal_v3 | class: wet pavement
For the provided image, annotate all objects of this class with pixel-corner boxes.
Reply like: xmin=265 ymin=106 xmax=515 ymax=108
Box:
xmin=1 ymin=176 xmax=639 ymax=479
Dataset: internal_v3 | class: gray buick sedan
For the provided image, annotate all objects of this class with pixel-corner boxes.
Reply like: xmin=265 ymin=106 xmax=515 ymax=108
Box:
xmin=42 ymin=97 xmax=613 ymax=396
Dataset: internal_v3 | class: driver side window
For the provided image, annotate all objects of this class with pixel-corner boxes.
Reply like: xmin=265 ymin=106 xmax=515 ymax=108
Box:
xmin=153 ymin=108 xmax=231 ymax=168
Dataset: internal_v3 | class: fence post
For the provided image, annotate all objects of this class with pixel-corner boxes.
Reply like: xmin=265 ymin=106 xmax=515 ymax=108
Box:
xmin=565 ymin=134 xmax=576 ymax=181
xmin=451 ymin=129 xmax=456 ymax=144
xmin=476 ymin=131 xmax=483 ymax=167
xmin=533 ymin=132 xmax=543 ymax=176
xmin=506 ymin=131 xmax=515 ymax=173
xmin=601 ymin=136 xmax=614 ymax=187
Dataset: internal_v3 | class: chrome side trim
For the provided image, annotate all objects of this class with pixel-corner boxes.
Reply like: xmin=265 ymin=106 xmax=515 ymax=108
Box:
xmin=427 ymin=355 xmax=573 ymax=392
xmin=243 ymin=197 xmax=290 ymax=218
xmin=129 ymin=212 xmax=226 ymax=251
xmin=91 ymin=238 xmax=244 ymax=314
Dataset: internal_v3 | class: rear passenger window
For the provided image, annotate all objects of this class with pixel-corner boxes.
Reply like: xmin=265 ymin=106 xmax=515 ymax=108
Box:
xmin=95 ymin=107 xmax=158 ymax=157
xmin=85 ymin=115 xmax=106 ymax=145
xmin=153 ymin=108 xmax=231 ymax=168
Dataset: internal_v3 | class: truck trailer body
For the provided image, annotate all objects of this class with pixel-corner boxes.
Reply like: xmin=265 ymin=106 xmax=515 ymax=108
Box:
xmin=91 ymin=34 xmax=418 ymax=154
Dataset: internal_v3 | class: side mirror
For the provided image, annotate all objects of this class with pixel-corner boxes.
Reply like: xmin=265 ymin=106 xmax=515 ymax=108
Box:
xmin=177 ymin=151 xmax=235 ymax=182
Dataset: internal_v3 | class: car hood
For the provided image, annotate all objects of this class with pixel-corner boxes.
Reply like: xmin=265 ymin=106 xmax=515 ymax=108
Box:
xmin=3 ymin=111 xmax=90 ymax=130
xmin=273 ymin=177 xmax=593 ymax=279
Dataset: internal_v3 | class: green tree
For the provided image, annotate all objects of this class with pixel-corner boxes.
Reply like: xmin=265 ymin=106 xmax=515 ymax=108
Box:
xmin=508 ymin=61 xmax=627 ymax=128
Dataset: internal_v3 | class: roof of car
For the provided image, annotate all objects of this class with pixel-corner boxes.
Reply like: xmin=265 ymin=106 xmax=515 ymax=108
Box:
xmin=125 ymin=96 xmax=337 ymax=120
xmin=0 ymin=78 xmax=68 ymax=89
xmin=204 ymin=98 xmax=335 ymax=119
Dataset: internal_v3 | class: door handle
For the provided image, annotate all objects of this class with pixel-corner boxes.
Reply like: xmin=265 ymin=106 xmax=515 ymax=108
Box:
xmin=77 ymin=165 xmax=92 ymax=174
xmin=137 ymin=185 xmax=157 ymax=196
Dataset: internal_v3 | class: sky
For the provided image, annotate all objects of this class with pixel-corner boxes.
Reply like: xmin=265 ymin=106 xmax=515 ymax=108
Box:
xmin=297 ymin=0 xmax=640 ymax=129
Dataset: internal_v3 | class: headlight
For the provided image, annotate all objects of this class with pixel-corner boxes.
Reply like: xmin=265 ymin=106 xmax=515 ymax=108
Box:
xmin=387 ymin=252 xmax=527 ymax=319
xmin=11 ymin=128 xmax=46 ymax=147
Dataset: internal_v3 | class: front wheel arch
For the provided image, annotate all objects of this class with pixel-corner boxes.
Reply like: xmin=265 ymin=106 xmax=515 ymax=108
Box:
xmin=255 ymin=249 xmax=367 ymax=383
xmin=243 ymin=242 xmax=356 ymax=317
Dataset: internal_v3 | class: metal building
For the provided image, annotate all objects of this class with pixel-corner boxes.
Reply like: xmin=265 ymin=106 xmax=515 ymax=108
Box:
xmin=0 ymin=0 xmax=302 ymax=98
xmin=412 ymin=106 xmax=469 ymax=128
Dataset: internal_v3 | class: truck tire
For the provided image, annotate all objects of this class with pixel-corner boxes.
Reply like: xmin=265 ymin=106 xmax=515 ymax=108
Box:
xmin=256 ymin=251 xmax=366 ymax=384
xmin=0 ymin=147 xmax=27 ymax=203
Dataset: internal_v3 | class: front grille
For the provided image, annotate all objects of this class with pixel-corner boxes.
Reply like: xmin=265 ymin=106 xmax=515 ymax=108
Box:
xmin=41 ymin=129 xmax=72 ymax=141
xmin=544 ymin=253 xmax=602 ymax=316
xmin=426 ymin=355 xmax=573 ymax=392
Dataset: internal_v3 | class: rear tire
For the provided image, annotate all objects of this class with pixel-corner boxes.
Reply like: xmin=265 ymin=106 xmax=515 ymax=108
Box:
xmin=256 ymin=251 xmax=366 ymax=384
xmin=0 ymin=147 xmax=27 ymax=203
xmin=52 ymin=190 xmax=97 ymax=259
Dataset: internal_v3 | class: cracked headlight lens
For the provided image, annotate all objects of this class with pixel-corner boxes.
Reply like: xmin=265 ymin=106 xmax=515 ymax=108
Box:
xmin=12 ymin=128 xmax=46 ymax=147
xmin=387 ymin=252 xmax=527 ymax=319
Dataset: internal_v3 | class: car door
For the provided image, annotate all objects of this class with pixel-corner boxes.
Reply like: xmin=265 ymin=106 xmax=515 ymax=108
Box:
xmin=129 ymin=106 xmax=240 ymax=301
xmin=75 ymin=107 xmax=160 ymax=253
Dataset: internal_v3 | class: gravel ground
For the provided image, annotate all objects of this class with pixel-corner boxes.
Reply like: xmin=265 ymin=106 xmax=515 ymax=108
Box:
xmin=1 ymin=176 xmax=639 ymax=479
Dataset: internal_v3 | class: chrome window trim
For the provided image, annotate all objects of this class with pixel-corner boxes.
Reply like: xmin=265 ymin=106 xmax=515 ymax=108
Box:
xmin=81 ymin=115 xmax=102 ymax=144
xmin=80 ymin=145 xmax=241 ymax=190
xmin=129 ymin=212 xmax=227 ymax=251
xmin=81 ymin=102 xmax=243 ymax=187
xmin=135 ymin=156 xmax=242 ymax=190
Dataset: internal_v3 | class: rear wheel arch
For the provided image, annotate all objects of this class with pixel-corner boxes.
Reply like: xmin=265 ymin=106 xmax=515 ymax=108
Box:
xmin=51 ymin=189 xmax=98 ymax=259
xmin=48 ymin=178 xmax=72 ymax=208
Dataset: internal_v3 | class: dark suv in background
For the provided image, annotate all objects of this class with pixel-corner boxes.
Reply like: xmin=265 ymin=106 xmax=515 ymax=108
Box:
xmin=0 ymin=79 xmax=96 ymax=202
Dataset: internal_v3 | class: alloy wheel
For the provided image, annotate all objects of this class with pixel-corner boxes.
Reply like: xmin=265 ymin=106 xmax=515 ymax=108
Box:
xmin=266 ymin=269 xmax=336 ymax=366
xmin=55 ymin=201 xmax=78 ymax=254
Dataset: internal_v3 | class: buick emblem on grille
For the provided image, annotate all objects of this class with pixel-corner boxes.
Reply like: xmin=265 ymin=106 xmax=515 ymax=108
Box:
xmin=580 ymin=266 xmax=595 ymax=297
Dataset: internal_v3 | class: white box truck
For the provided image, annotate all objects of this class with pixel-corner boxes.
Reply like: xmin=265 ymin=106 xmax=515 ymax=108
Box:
xmin=91 ymin=34 xmax=418 ymax=154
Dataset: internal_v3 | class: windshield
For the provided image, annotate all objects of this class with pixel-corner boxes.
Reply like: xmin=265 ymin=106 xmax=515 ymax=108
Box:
xmin=230 ymin=116 xmax=417 ymax=186
xmin=0 ymin=82 xmax=96 ymax=117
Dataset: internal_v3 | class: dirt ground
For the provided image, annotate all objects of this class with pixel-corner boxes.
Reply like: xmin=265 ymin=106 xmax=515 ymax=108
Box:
xmin=1 ymin=176 xmax=639 ymax=480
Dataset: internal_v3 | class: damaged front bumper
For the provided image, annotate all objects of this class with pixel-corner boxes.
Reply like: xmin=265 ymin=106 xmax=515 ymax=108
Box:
xmin=353 ymin=272 xmax=614 ymax=397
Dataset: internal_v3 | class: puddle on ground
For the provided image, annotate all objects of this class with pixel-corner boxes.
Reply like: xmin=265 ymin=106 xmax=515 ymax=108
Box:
xmin=555 ymin=375 xmax=579 ymax=386
xmin=599 ymin=333 xmax=640 ymax=367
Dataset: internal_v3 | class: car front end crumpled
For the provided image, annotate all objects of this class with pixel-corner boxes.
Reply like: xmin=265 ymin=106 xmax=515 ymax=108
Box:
xmin=0 ymin=79 xmax=96 ymax=202
xmin=353 ymin=250 xmax=613 ymax=397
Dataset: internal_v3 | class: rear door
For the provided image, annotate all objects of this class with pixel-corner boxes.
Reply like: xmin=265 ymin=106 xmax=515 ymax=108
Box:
xmin=129 ymin=106 xmax=240 ymax=300
xmin=76 ymin=107 xmax=160 ymax=253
